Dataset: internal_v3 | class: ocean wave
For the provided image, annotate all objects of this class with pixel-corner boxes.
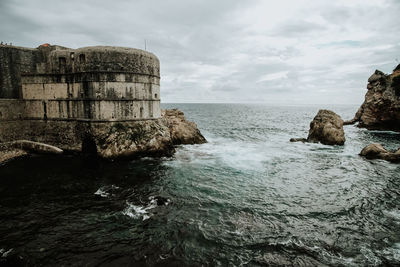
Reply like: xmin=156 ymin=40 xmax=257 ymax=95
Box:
xmin=122 ymin=196 xmax=170 ymax=221
xmin=94 ymin=185 xmax=120 ymax=198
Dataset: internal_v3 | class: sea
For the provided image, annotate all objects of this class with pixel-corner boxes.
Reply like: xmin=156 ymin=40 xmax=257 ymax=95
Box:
xmin=1 ymin=103 xmax=400 ymax=266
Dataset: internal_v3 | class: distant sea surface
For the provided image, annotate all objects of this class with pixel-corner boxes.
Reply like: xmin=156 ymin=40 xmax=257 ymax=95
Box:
xmin=1 ymin=103 xmax=400 ymax=266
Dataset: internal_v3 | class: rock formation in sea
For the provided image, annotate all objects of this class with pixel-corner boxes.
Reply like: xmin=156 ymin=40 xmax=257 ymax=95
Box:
xmin=290 ymin=109 xmax=345 ymax=146
xmin=307 ymin=110 xmax=345 ymax=145
xmin=345 ymin=64 xmax=400 ymax=131
xmin=359 ymin=143 xmax=400 ymax=163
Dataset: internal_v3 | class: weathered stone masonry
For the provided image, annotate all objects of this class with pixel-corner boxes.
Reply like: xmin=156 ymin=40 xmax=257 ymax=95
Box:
xmin=0 ymin=44 xmax=207 ymax=160
xmin=0 ymin=44 xmax=160 ymax=121
xmin=0 ymin=44 xmax=167 ymax=156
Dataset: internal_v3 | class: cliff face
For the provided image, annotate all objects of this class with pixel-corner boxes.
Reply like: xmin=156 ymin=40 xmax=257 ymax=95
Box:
xmin=0 ymin=109 xmax=206 ymax=163
xmin=346 ymin=65 xmax=400 ymax=131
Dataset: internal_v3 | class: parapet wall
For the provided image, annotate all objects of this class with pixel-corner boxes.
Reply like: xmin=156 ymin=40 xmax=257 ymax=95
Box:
xmin=0 ymin=45 xmax=42 ymax=98
xmin=44 ymin=46 xmax=160 ymax=76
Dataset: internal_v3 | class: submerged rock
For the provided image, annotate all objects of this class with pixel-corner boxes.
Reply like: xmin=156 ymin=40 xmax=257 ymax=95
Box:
xmin=307 ymin=110 xmax=345 ymax=145
xmin=345 ymin=65 xmax=400 ymax=131
xmin=360 ymin=143 xmax=400 ymax=163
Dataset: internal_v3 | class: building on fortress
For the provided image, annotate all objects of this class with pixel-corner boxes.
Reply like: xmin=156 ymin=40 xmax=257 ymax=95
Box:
xmin=0 ymin=44 xmax=160 ymax=121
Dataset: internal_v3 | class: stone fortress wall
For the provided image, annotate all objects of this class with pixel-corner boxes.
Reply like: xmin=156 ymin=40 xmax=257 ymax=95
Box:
xmin=0 ymin=44 xmax=161 ymax=121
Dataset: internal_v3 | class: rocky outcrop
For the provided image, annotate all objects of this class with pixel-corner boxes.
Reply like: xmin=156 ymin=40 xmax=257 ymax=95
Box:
xmin=93 ymin=109 xmax=206 ymax=158
xmin=163 ymin=109 xmax=207 ymax=145
xmin=0 ymin=140 xmax=63 ymax=164
xmin=345 ymin=65 xmax=400 ymax=131
xmin=360 ymin=143 xmax=400 ymax=163
xmin=291 ymin=109 xmax=345 ymax=145
xmin=0 ymin=146 xmax=27 ymax=165
xmin=0 ymin=109 xmax=206 ymax=161
xmin=307 ymin=110 xmax=345 ymax=145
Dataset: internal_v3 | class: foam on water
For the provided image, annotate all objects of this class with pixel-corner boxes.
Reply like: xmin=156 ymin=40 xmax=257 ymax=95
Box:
xmin=1 ymin=103 xmax=400 ymax=266
xmin=123 ymin=202 xmax=155 ymax=221
xmin=122 ymin=196 xmax=170 ymax=221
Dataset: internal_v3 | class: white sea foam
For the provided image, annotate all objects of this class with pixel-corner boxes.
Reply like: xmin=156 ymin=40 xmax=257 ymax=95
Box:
xmin=0 ymin=248 xmax=13 ymax=258
xmin=172 ymin=136 xmax=273 ymax=172
xmin=94 ymin=188 xmax=109 ymax=198
xmin=122 ymin=202 xmax=154 ymax=220
xmin=122 ymin=196 xmax=170 ymax=221
xmin=94 ymin=185 xmax=121 ymax=198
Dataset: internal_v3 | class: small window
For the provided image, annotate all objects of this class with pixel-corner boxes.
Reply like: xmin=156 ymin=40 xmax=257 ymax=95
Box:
xmin=59 ymin=57 xmax=66 ymax=72
xmin=79 ymin=54 xmax=86 ymax=63
xmin=70 ymin=52 xmax=75 ymax=60
xmin=59 ymin=57 xmax=66 ymax=65
xmin=155 ymin=93 xmax=158 ymax=99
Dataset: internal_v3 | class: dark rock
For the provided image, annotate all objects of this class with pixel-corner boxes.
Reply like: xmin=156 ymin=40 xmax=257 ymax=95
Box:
xmin=394 ymin=64 xmax=400 ymax=72
xmin=289 ymin=138 xmax=307 ymax=143
xmin=153 ymin=196 xmax=170 ymax=206
xmin=307 ymin=110 xmax=345 ymax=145
xmin=360 ymin=143 xmax=400 ymax=163
xmin=367 ymin=70 xmax=385 ymax=83
xmin=345 ymin=66 xmax=400 ymax=131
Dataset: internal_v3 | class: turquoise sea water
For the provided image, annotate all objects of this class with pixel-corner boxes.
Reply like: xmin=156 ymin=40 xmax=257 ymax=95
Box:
xmin=1 ymin=103 xmax=400 ymax=266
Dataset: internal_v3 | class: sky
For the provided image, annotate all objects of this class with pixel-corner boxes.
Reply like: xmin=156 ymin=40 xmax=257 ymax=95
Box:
xmin=1 ymin=0 xmax=399 ymax=104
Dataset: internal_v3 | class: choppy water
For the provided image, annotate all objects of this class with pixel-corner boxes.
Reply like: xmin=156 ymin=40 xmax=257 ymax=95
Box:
xmin=1 ymin=104 xmax=400 ymax=266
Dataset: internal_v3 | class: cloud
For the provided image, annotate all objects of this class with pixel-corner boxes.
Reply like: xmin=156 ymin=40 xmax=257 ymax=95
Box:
xmin=257 ymin=71 xmax=289 ymax=83
xmin=0 ymin=0 xmax=399 ymax=104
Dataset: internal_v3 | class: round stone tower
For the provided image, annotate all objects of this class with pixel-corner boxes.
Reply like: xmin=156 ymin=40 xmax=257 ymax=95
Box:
xmin=20 ymin=46 xmax=161 ymax=121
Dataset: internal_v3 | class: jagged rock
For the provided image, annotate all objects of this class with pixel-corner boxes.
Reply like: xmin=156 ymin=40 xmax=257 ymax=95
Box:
xmin=360 ymin=143 xmax=400 ymax=163
xmin=0 ymin=140 xmax=63 ymax=164
xmin=290 ymin=110 xmax=345 ymax=145
xmin=0 ymin=109 xmax=207 ymax=161
xmin=307 ymin=110 xmax=345 ymax=145
xmin=92 ymin=109 xmax=206 ymax=158
xmin=345 ymin=65 xmax=400 ymax=131
xmin=94 ymin=118 xmax=175 ymax=158
xmin=0 ymin=147 xmax=27 ymax=164
xmin=163 ymin=109 xmax=207 ymax=145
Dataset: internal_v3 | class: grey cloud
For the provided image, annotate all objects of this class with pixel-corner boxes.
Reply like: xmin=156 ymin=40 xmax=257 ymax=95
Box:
xmin=0 ymin=0 xmax=399 ymax=104
xmin=271 ymin=21 xmax=327 ymax=37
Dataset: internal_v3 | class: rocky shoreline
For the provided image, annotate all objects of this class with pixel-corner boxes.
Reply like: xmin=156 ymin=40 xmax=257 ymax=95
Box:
xmin=345 ymin=65 xmax=400 ymax=131
xmin=0 ymin=109 xmax=207 ymax=164
xmin=291 ymin=65 xmax=400 ymax=163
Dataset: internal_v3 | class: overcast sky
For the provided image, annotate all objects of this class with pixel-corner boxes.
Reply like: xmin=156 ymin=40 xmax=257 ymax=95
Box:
xmin=1 ymin=0 xmax=399 ymax=104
